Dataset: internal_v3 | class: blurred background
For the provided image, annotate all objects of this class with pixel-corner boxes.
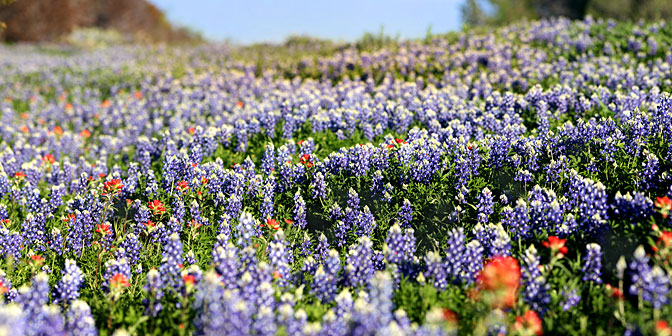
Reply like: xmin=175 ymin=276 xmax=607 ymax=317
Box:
xmin=0 ymin=0 xmax=671 ymax=45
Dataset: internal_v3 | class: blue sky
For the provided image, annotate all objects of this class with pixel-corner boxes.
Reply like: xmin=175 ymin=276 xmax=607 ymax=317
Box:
xmin=151 ymin=0 xmax=465 ymax=44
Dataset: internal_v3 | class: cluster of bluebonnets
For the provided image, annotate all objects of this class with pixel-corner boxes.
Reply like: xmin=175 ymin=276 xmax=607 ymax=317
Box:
xmin=1 ymin=17 xmax=672 ymax=335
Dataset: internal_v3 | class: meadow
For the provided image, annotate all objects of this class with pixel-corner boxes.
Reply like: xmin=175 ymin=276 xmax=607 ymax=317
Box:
xmin=1 ymin=17 xmax=672 ymax=335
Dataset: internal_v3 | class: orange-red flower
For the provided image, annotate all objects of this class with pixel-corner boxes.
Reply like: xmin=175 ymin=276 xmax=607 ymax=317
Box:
xmin=13 ymin=171 xmax=26 ymax=180
xmin=656 ymin=321 xmax=672 ymax=336
xmin=542 ymin=236 xmax=568 ymax=256
xmin=654 ymin=231 xmax=672 ymax=252
xmin=42 ymin=154 xmax=56 ymax=164
xmin=110 ymin=273 xmax=130 ymax=289
xmin=177 ymin=180 xmax=189 ymax=192
xmin=441 ymin=309 xmax=458 ymax=324
xmin=183 ymin=274 xmax=196 ymax=285
xmin=30 ymin=254 xmax=45 ymax=264
xmin=476 ymin=256 xmax=521 ymax=308
xmin=266 ymin=218 xmax=280 ymax=230
xmin=80 ymin=129 xmax=91 ymax=138
xmin=656 ymin=196 xmax=672 ymax=218
xmin=103 ymin=179 xmax=124 ymax=196
xmin=513 ymin=310 xmax=543 ymax=336
xmin=148 ymin=200 xmax=166 ymax=215
xmin=96 ymin=223 xmax=111 ymax=236
xmin=605 ymin=284 xmax=625 ymax=300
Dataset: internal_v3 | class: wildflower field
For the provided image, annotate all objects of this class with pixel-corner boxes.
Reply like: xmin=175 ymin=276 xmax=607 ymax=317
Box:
xmin=2 ymin=17 xmax=672 ymax=335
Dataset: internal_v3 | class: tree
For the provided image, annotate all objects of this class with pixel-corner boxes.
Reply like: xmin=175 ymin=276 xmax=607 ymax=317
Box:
xmin=461 ymin=0 xmax=488 ymax=26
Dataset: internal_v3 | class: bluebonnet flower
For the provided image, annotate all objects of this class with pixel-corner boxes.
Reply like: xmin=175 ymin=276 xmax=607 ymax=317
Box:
xmin=49 ymin=228 xmax=64 ymax=256
xmin=268 ymin=230 xmax=291 ymax=287
xmin=501 ymin=200 xmax=531 ymax=240
xmin=561 ymin=289 xmax=581 ymax=311
xmin=297 ymin=233 xmax=312 ymax=258
xmin=260 ymin=176 xmax=275 ymax=220
xmin=194 ymin=271 xmax=253 ymax=335
xmin=639 ymin=152 xmax=659 ymax=190
xmin=473 ymin=223 xmax=511 ymax=258
xmin=477 ymin=187 xmax=494 ymax=223
xmin=461 ymin=240 xmax=484 ymax=285
xmin=383 ymin=223 xmax=416 ymax=266
xmin=315 ymin=233 xmax=330 ymax=264
xmin=521 ymin=245 xmax=551 ymax=315
xmin=293 ymin=189 xmax=307 ymax=229
xmin=65 ymin=300 xmax=97 ymax=336
xmin=118 ymin=233 xmax=141 ymax=266
xmin=423 ymin=251 xmax=447 ymax=290
xmin=641 ymin=265 xmax=670 ymax=309
xmin=103 ymin=257 xmax=132 ymax=293
xmin=444 ymin=227 xmax=466 ymax=281
xmin=54 ymin=259 xmax=84 ymax=304
xmin=261 ymin=143 xmax=275 ymax=175
xmin=397 ymin=199 xmax=413 ymax=228
xmin=310 ymin=171 xmax=328 ymax=199
xmin=612 ymin=191 xmax=655 ymax=222
xmin=581 ymin=243 xmax=603 ymax=283
xmin=144 ymin=268 xmax=163 ymax=317
xmin=235 ymin=212 xmax=257 ymax=247
xmin=345 ymin=236 xmax=375 ymax=288
xmin=212 ymin=242 xmax=240 ymax=290
xmin=16 ymin=272 xmax=50 ymax=316
xmin=159 ymin=233 xmax=184 ymax=293
xmin=312 ymin=250 xmax=341 ymax=302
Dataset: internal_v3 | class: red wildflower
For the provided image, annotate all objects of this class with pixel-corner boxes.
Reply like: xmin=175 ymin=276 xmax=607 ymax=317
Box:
xmin=236 ymin=101 xmax=244 ymax=108
xmin=110 ymin=273 xmax=130 ymax=289
xmin=476 ymin=256 xmax=521 ymax=308
xmin=266 ymin=218 xmax=280 ymax=230
xmin=656 ymin=196 xmax=672 ymax=218
xmin=273 ymin=270 xmax=282 ymax=279
xmin=183 ymin=274 xmax=196 ymax=285
xmin=96 ymin=223 xmax=111 ymax=236
xmin=53 ymin=126 xmax=63 ymax=136
xmin=513 ymin=310 xmax=543 ymax=336
xmin=605 ymin=284 xmax=625 ymax=300
xmin=656 ymin=321 xmax=672 ymax=336
xmin=654 ymin=231 xmax=672 ymax=252
xmin=135 ymin=91 xmax=143 ymax=100
xmin=103 ymin=179 xmax=124 ymax=196
xmin=30 ymin=254 xmax=45 ymax=264
xmin=188 ymin=127 xmax=195 ymax=135
xmin=542 ymin=236 xmax=568 ymax=256
xmin=0 ymin=280 xmax=8 ymax=295
xmin=80 ymin=129 xmax=91 ymax=138
xmin=297 ymin=140 xmax=305 ymax=145
xmin=441 ymin=309 xmax=458 ymax=323
xmin=143 ymin=220 xmax=156 ymax=228
xmin=395 ymin=138 xmax=404 ymax=144
xmin=201 ymin=176 xmax=209 ymax=185
xmin=148 ymin=200 xmax=166 ymax=215
xmin=101 ymin=100 xmax=111 ymax=108
xmin=284 ymin=219 xmax=294 ymax=225
xmin=177 ymin=180 xmax=190 ymax=192
xmin=42 ymin=154 xmax=56 ymax=164
xmin=13 ymin=171 xmax=26 ymax=180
